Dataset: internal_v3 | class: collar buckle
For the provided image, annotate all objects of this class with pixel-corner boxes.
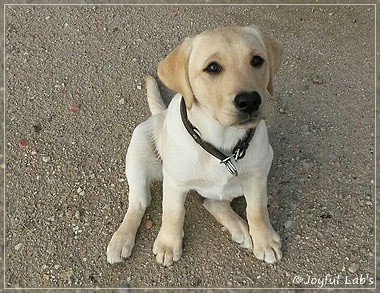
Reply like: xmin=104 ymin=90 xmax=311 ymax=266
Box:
xmin=220 ymin=157 xmax=239 ymax=176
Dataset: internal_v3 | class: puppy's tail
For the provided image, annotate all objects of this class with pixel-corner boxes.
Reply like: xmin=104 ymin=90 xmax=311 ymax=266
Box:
xmin=145 ymin=75 xmax=166 ymax=115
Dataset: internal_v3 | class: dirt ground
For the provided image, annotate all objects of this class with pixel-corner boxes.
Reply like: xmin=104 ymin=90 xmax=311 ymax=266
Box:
xmin=2 ymin=1 xmax=377 ymax=291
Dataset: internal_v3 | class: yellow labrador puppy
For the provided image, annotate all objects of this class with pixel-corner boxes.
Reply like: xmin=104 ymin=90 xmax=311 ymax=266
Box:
xmin=107 ymin=25 xmax=283 ymax=266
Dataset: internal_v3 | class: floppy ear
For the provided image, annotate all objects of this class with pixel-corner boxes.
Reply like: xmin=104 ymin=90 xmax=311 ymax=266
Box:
xmin=263 ymin=34 xmax=283 ymax=96
xmin=248 ymin=25 xmax=283 ymax=95
xmin=157 ymin=37 xmax=195 ymax=109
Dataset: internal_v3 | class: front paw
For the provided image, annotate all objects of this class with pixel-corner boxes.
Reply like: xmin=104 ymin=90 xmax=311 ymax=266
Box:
xmin=229 ymin=220 xmax=253 ymax=250
xmin=153 ymin=229 xmax=183 ymax=267
xmin=251 ymin=227 xmax=282 ymax=264
xmin=107 ymin=230 xmax=135 ymax=264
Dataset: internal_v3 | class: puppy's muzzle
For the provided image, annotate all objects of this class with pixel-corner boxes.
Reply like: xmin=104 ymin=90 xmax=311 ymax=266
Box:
xmin=234 ymin=91 xmax=262 ymax=114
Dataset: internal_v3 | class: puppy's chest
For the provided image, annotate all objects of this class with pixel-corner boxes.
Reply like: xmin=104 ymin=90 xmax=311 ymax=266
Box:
xmin=194 ymin=176 xmax=243 ymax=201
xmin=187 ymin=158 xmax=249 ymax=200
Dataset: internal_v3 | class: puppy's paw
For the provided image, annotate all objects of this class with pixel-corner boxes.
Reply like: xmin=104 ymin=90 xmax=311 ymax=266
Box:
xmin=251 ymin=227 xmax=282 ymax=264
xmin=106 ymin=230 xmax=135 ymax=264
xmin=229 ymin=221 xmax=253 ymax=250
xmin=153 ymin=230 xmax=183 ymax=267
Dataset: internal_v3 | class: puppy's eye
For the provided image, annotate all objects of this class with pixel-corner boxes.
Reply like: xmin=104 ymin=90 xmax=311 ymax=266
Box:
xmin=251 ymin=56 xmax=264 ymax=67
xmin=204 ymin=62 xmax=222 ymax=74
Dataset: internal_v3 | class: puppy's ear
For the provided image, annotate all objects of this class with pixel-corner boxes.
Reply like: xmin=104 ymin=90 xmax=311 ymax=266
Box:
xmin=247 ymin=25 xmax=283 ymax=96
xmin=158 ymin=37 xmax=195 ymax=109
xmin=263 ymin=34 xmax=283 ymax=96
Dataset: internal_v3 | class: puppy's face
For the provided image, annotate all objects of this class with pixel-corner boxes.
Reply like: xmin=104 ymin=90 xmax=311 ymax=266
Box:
xmin=158 ymin=25 xmax=283 ymax=129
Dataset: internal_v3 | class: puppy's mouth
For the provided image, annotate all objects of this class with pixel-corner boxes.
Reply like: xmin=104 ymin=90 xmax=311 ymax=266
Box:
xmin=232 ymin=112 xmax=263 ymax=129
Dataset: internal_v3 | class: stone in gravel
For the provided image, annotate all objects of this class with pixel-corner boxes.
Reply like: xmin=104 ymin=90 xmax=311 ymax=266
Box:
xmin=76 ymin=187 xmax=85 ymax=196
xmin=42 ymin=156 xmax=50 ymax=163
xmin=312 ymin=76 xmax=324 ymax=84
xmin=145 ymin=219 xmax=153 ymax=230
xmin=136 ymin=85 xmax=142 ymax=90
xmin=284 ymin=219 xmax=293 ymax=229
xmin=18 ymin=139 xmax=29 ymax=149
xmin=69 ymin=103 xmax=80 ymax=113
xmin=32 ymin=124 xmax=42 ymax=133
xmin=60 ymin=269 xmax=74 ymax=284
xmin=348 ymin=263 xmax=360 ymax=273
xmin=119 ymin=98 xmax=125 ymax=105
xmin=14 ymin=243 xmax=23 ymax=251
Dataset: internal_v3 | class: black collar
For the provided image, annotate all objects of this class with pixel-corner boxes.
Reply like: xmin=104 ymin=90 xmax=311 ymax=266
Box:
xmin=180 ymin=97 xmax=255 ymax=176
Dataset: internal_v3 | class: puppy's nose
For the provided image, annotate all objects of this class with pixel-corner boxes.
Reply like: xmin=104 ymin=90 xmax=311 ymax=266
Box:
xmin=234 ymin=91 xmax=262 ymax=114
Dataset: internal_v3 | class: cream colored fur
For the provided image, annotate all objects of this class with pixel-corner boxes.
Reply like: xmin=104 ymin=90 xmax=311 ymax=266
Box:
xmin=107 ymin=25 xmax=283 ymax=266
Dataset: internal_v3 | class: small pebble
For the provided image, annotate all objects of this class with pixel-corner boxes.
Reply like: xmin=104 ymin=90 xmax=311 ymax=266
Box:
xmin=18 ymin=139 xmax=29 ymax=149
xmin=77 ymin=187 xmax=83 ymax=194
xmin=47 ymin=216 xmax=55 ymax=222
xmin=136 ymin=85 xmax=142 ymax=90
xmin=69 ymin=103 xmax=80 ymax=113
xmin=42 ymin=156 xmax=50 ymax=163
xmin=119 ymin=98 xmax=125 ymax=105
xmin=15 ymin=243 xmax=23 ymax=251
xmin=32 ymin=124 xmax=42 ymax=133
xmin=302 ymin=161 xmax=312 ymax=171
xmin=348 ymin=263 xmax=360 ymax=273
xmin=284 ymin=219 xmax=293 ymax=229
xmin=312 ymin=76 xmax=324 ymax=84
xmin=54 ymin=264 xmax=60 ymax=270
xmin=145 ymin=220 xmax=153 ymax=230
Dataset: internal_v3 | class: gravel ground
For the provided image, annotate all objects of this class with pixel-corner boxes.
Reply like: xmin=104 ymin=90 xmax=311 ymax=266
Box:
xmin=3 ymin=2 xmax=377 ymax=291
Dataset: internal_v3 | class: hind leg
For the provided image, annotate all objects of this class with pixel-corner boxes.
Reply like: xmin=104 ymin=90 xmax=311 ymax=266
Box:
xmin=107 ymin=120 xmax=162 ymax=264
xmin=203 ymin=199 xmax=252 ymax=249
